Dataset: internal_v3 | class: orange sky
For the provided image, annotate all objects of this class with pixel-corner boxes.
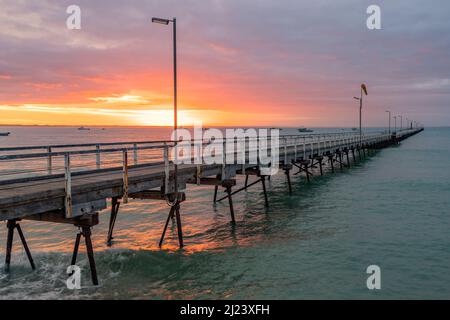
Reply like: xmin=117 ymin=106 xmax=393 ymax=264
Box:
xmin=0 ymin=1 xmax=446 ymax=127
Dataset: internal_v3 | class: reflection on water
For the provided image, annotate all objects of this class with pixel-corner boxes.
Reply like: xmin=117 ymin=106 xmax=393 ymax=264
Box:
xmin=1 ymin=127 xmax=450 ymax=299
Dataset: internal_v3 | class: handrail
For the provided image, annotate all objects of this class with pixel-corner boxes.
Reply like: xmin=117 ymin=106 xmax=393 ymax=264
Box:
xmin=0 ymin=128 xmax=421 ymax=185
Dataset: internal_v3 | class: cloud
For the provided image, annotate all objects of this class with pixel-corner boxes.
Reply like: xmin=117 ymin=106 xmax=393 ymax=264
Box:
xmin=0 ymin=0 xmax=449 ymax=125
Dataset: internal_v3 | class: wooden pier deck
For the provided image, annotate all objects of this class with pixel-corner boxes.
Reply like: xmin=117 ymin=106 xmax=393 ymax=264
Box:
xmin=0 ymin=128 xmax=423 ymax=284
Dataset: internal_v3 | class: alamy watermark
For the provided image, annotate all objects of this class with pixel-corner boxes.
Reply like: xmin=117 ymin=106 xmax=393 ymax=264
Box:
xmin=170 ymin=122 xmax=280 ymax=176
xmin=66 ymin=265 xmax=81 ymax=289
xmin=367 ymin=5 xmax=381 ymax=30
xmin=366 ymin=265 xmax=381 ymax=290
xmin=66 ymin=5 xmax=81 ymax=30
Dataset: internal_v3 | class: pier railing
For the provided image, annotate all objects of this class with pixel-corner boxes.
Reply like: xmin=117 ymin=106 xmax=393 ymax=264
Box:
xmin=0 ymin=129 xmax=418 ymax=186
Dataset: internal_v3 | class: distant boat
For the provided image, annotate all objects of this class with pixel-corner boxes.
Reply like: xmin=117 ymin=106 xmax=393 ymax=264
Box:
xmin=78 ymin=127 xmax=90 ymax=131
xmin=298 ymin=128 xmax=313 ymax=133
xmin=0 ymin=132 xmax=10 ymax=136
xmin=351 ymin=128 xmax=358 ymax=131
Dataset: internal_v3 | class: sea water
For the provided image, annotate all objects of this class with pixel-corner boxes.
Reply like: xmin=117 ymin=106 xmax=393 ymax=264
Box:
xmin=0 ymin=126 xmax=448 ymax=299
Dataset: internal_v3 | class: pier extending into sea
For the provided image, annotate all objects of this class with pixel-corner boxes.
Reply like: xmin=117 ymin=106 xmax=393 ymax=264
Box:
xmin=0 ymin=128 xmax=423 ymax=285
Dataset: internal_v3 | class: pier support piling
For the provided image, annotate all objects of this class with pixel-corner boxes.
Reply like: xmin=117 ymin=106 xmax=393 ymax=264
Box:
xmin=261 ymin=175 xmax=269 ymax=207
xmin=285 ymin=168 xmax=292 ymax=194
xmin=345 ymin=149 xmax=350 ymax=168
xmin=71 ymin=224 xmax=98 ymax=286
xmin=4 ymin=219 xmax=35 ymax=272
xmin=106 ymin=197 xmax=120 ymax=246
xmin=213 ymin=185 xmax=218 ymax=203
xmin=156 ymin=192 xmax=186 ymax=248
xmin=159 ymin=200 xmax=184 ymax=248
xmin=328 ymin=154 xmax=335 ymax=173
xmin=226 ymin=185 xmax=236 ymax=223
xmin=338 ymin=151 xmax=343 ymax=170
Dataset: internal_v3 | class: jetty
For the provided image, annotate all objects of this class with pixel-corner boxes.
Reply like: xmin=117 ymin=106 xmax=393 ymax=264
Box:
xmin=0 ymin=128 xmax=423 ymax=285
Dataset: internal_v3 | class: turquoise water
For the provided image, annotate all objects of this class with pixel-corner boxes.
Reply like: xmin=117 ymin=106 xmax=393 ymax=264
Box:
xmin=0 ymin=127 xmax=448 ymax=299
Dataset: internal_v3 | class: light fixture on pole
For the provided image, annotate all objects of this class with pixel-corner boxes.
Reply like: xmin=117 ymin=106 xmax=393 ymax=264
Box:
xmin=385 ymin=110 xmax=391 ymax=134
xmin=399 ymin=115 xmax=403 ymax=131
xmin=393 ymin=116 xmax=397 ymax=132
xmin=353 ymin=83 xmax=368 ymax=146
xmin=152 ymin=16 xmax=179 ymax=203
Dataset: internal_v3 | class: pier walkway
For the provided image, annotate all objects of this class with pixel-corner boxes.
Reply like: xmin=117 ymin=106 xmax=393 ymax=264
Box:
xmin=0 ymin=128 xmax=423 ymax=284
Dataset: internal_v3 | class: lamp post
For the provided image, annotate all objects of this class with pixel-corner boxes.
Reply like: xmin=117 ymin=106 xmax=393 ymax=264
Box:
xmin=386 ymin=110 xmax=391 ymax=134
xmin=152 ymin=16 xmax=178 ymax=198
xmin=353 ymin=83 xmax=368 ymax=145
xmin=399 ymin=115 xmax=403 ymax=131
xmin=393 ymin=116 xmax=397 ymax=132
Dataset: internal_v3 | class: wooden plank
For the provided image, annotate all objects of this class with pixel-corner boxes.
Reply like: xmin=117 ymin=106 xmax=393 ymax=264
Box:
xmin=24 ymin=212 xmax=99 ymax=226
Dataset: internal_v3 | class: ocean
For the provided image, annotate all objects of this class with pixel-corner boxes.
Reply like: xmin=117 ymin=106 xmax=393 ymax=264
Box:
xmin=0 ymin=126 xmax=449 ymax=299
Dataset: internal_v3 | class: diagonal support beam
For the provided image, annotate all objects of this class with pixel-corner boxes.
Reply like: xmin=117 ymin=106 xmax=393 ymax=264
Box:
xmin=4 ymin=219 xmax=35 ymax=272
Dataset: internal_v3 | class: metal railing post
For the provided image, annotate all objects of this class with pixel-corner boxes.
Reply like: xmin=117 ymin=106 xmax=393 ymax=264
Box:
xmin=122 ymin=150 xmax=129 ymax=203
xmin=133 ymin=143 xmax=138 ymax=165
xmin=164 ymin=143 xmax=169 ymax=194
xmin=64 ymin=153 xmax=72 ymax=218
xmin=96 ymin=145 xmax=100 ymax=169
xmin=47 ymin=147 xmax=52 ymax=174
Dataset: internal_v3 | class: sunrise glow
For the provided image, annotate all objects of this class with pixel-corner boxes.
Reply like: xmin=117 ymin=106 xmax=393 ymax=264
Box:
xmin=0 ymin=1 xmax=447 ymax=127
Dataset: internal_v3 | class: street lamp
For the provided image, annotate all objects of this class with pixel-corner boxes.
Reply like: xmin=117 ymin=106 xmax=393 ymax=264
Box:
xmin=152 ymin=16 xmax=179 ymax=200
xmin=385 ymin=110 xmax=391 ymax=134
xmin=393 ymin=116 xmax=397 ymax=132
xmin=399 ymin=115 xmax=403 ymax=131
xmin=353 ymin=83 xmax=368 ymax=145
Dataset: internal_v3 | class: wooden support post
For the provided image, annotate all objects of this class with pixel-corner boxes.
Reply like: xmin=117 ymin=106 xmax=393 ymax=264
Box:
xmin=64 ymin=154 xmax=73 ymax=218
xmin=82 ymin=226 xmax=98 ymax=286
xmin=159 ymin=194 xmax=185 ymax=248
xmin=70 ymin=225 xmax=98 ymax=285
xmin=159 ymin=206 xmax=176 ymax=247
xmin=329 ymin=155 xmax=334 ymax=173
xmin=305 ymin=162 xmax=310 ymax=183
xmin=16 ymin=224 xmax=35 ymax=270
xmin=163 ymin=143 xmax=170 ymax=194
xmin=318 ymin=158 xmax=323 ymax=176
xmin=261 ymin=175 xmax=269 ymax=207
xmin=245 ymin=174 xmax=249 ymax=188
xmin=122 ymin=150 xmax=129 ymax=204
xmin=174 ymin=202 xmax=183 ymax=248
xmin=96 ymin=145 xmax=100 ymax=169
xmin=47 ymin=147 xmax=52 ymax=174
xmin=4 ymin=220 xmax=14 ymax=272
xmin=213 ymin=185 xmax=218 ymax=203
xmin=338 ymin=152 xmax=343 ymax=170
xmin=212 ymin=174 xmax=221 ymax=203
xmin=106 ymin=197 xmax=120 ymax=246
xmin=133 ymin=143 xmax=138 ymax=165
xmin=226 ymin=185 xmax=236 ymax=224
xmin=71 ymin=233 xmax=81 ymax=266
xmin=345 ymin=151 xmax=350 ymax=168
xmin=4 ymin=219 xmax=35 ymax=272
xmin=285 ymin=168 xmax=292 ymax=194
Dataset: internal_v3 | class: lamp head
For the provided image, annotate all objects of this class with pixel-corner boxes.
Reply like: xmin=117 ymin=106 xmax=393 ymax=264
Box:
xmin=152 ymin=17 xmax=170 ymax=25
